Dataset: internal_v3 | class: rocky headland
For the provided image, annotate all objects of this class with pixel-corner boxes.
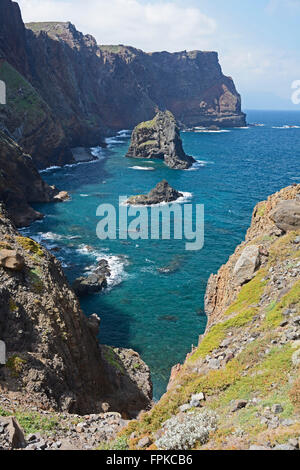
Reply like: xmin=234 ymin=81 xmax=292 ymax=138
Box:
xmin=126 ymin=111 xmax=195 ymax=169
xmin=0 ymin=0 xmax=245 ymax=169
xmin=126 ymin=180 xmax=183 ymax=206
xmin=0 ymin=130 xmax=68 ymax=227
xmin=115 ymin=184 xmax=300 ymax=451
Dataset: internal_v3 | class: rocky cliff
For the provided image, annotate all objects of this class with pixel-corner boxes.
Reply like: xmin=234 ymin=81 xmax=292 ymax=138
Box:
xmin=0 ymin=0 xmax=245 ymax=168
xmin=126 ymin=111 xmax=195 ymax=169
xmin=0 ymin=206 xmax=152 ymax=421
xmin=0 ymin=130 xmax=68 ymax=227
xmin=117 ymin=184 xmax=300 ymax=450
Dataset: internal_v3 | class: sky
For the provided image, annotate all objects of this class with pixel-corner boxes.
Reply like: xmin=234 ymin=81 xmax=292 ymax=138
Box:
xmin=16 ymin=0 xmax=300 ymax=110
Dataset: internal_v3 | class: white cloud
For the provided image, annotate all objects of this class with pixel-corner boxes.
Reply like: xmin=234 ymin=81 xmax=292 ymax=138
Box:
xmin=17 ymin=0 xmax=216 ymax=52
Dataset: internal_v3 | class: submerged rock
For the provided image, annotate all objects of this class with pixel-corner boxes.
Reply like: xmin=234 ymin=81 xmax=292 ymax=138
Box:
xmin=126 ymin=180 xmax=183 ymax=206
xmin=126 ymin=111 xmax=195 ymax=169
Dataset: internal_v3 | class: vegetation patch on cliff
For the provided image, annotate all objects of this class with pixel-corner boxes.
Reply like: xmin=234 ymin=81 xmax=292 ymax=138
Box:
xmin=16 ymin=236 xmax=44 ymax=258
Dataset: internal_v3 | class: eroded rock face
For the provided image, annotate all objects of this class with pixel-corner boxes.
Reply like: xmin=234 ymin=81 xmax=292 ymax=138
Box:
xmin=127 ymin=180 xmax=183 ymax=205
xmin=205 ymin=184 xmax=300 ymax=329
xmin=0 ymin=130 xmax=66 ymax=227
xmin=126 ymin=111 xmax=195 ymax=169
xmin=0 ymin=206 xmax=152 ymax=416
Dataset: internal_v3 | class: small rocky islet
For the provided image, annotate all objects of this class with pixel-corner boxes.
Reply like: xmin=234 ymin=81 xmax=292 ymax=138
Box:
xmin=126 ymin=180 xmax=184 ymax=206
xmin=126 ymin=110 xmax=195 ymax=170
xmin=72 ymin=259 xmax=111 ymax=297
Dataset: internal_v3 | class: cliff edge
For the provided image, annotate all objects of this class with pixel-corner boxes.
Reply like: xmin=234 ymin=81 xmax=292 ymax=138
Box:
xmin=0 ymin=206 xmax=152 ymax=422
xmin=118 ymin=184 xmax=300 ymax=450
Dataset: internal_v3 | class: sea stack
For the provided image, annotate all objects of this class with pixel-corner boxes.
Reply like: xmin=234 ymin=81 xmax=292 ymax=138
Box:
xmin=126 ymin=180 xmax=184 ymax=205
xmin=126 ymin=110 xmax=195 ymax=170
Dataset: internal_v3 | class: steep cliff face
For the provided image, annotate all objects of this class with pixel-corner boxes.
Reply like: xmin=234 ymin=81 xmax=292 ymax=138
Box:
xmin=126 ymin=110 xmax=195 ymax=169
xmin=0 ymin=206 xmax=152 ymax=417
xmin=0 ymin=130 xmax=65 ymax=227
xmin=119 ymin=185 xmax=300 ymax=450
xmin=0 ymin=0 xmax=245 ymax=169
xmin=0 ymin=1 xmax=73 ymax=169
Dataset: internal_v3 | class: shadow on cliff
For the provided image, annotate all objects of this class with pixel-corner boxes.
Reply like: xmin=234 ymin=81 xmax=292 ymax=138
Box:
xmin=81 ymin=294 xmax=135 ymax=351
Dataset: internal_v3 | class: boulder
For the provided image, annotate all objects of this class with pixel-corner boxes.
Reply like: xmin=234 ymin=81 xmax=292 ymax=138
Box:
xmin=0 ymin=417 xmax=26 ymax=449
xmin=54 ymin=191 xmax=70 ymax=202
xmin=137 ymin=436 xmax=151 ymax=449
xmin=271 ymin=404 xmax=283 ymax=414
xmin=126 ymin=180 xmax=183 ymax=206
xmin=0 ymin=249 xmax=24 ymax=271
xmin=233 ymin=245 xmax=260 ymax=285
xmin=292 ymin=349 xmax=300 ymax=367
xmin=190 ymin=393 xmax=205 ymax=407
xmin=230 ymin=400 xmax=248 ymax=413
xmin=126 ymin=110 xmax=195 ymax=169
xmin=270 ymin=199 xmax=300 ymax=232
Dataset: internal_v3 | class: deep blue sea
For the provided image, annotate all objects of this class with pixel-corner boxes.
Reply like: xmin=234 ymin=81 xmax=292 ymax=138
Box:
xmin=22 ymin=110 xmax=300 ymax=399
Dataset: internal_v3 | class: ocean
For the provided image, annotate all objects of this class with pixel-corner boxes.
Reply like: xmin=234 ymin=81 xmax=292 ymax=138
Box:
xmin=22 ymin=110 xmax=300 ymax=399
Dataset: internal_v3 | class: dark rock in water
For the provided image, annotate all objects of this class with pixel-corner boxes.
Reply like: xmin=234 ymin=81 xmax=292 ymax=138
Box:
xmin=158 ymin=315 xmax=178 ymax=323
xmin=95 ymin=259 xmax=111 ymax=277
xmin=72 ymin=274 xmax=107 ymax=296
xmin=269 ymin=198 xmax=300 ymax=232
xmin=71 ymin=147 xmax=97 ymax=163
xmin=157 ymin=255 xmax=185 ymax=274
xmin=127 ymin=180 xmax=183 ymax=206
xmin=72 ymin=259 xmax=111 ymax=296
xmin=126 ymin=111 xmax=195 ymax=169
xmin=196 ymin=308 xmax=206 ymax=317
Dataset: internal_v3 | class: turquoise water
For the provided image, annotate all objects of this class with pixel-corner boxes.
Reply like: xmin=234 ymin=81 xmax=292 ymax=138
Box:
xmin=23 ymin=110 xmax=300 ymax=399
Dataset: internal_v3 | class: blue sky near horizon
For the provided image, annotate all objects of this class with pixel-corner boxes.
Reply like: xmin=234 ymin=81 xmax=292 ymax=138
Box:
xmin=17 ymin=0 xmax=300 ymax=110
